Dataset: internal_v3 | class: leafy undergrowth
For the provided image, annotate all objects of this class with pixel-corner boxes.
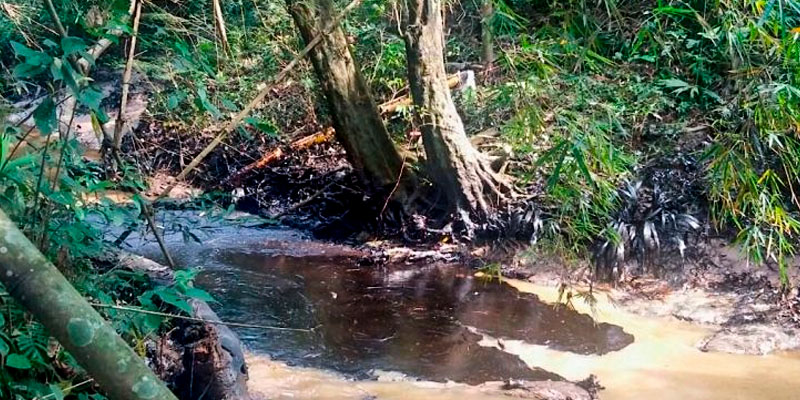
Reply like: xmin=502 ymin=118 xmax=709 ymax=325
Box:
xmin=458 ymin=0 xmax=800 ymax=287
xmin=0 ymin=36 xmax=215 ymax=396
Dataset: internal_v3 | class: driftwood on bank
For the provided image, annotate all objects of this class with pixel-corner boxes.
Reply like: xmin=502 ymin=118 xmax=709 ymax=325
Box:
xmin=115 ymin=252 xmax=249 ymax=400
xmin=222 ymin=126 xmax=335 ymax=186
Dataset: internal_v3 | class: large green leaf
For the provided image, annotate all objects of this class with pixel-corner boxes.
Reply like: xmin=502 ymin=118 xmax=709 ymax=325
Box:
xmin=33 ymin=96 xmax=57 ymax=135
xmin=10 ymin=41 xmax=52 ymax=66
xmin=60 ymin=36 xmax=87 ymax=56
xmin=6 ymin=353 xmax=32 ymax=369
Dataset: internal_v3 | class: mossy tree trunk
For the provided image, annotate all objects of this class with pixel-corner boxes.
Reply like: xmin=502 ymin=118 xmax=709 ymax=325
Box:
xmin=0 ymin=209 xmax=177 ymax=400
xmin=288 ymin=0 xmax=407 ymax=189
xmin=403 ymin=0 xmax=506 ymax=223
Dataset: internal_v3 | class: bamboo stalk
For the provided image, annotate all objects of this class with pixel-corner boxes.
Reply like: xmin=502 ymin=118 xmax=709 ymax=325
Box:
xmin=212 ymin=0 xmax=231 ymax=54
xmin=0 ymin=209 xmax=178 ymax=400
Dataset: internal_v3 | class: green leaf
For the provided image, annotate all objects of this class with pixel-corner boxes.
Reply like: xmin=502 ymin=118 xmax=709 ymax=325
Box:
xmin=182 ymin=287 xmax=216 ymax=303
xmin=6 ymin=353 xmax=32 ymax=369
xmin=660 ymin=78 xmax=691 ymax=89
xmin=571 ymin=145 xmax=594 ymax=185
xmin=155 ymin=288 xmax=193 ymax=314
xmin=245 ymin=117 xmax=278 ymax=137
xmin=167 ymin=93 xmax=182 ymax=109
xmin=0 ymin=338 xmax=9 ymax=356
xmin=13 ymin=62 xmax=47 ymax=79
xmin=10 ymin=41 xmax=52 ymax=66
xmin=48 ymin=384 xmax=65 ymax=400
xmin=196 ymin=85 xmax=222 ymax=119
xmin=33 ymin=96 xmax=57 ymax=135
xmin=78 ymin=86 xmax=104 ymax=111
xmin=61 ymin=36 xmax=87 ymax=56
xmin=50 ymin=58 xmax=65 ymax=81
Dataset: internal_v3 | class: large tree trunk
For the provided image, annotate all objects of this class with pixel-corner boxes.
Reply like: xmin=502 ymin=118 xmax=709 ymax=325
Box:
xmin=403 ymin=0 xmax=506 ymax=221
xmin=0 ymin=209 xmax=177 ymax=400
xmin=288 ymin=0 xmax=406 ymax=189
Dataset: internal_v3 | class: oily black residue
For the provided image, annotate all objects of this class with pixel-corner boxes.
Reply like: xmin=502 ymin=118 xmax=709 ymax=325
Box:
xmin=190 ymin=251 xmax=633 ymax=385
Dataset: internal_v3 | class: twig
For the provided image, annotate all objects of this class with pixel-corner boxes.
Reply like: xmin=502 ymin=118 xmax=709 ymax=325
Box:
xmin=90 ymin=302 xmax=317 ymax=332
xmin=141 ymin=204 xmax=175 ymax=267
xmin=270 ymin=180 xmax=337 ymax=219
xmin=380 ymin=153 xmax=407 ymax=217
xmin=111 ymin=151 xmax=176 ymax=268
xmin=112 ymin=0 xmax=143 ymax=153
xmin=42 ymin=0 xmax=66 ymax=37
xmin=155 ymin=0 xmax=365 ymax=201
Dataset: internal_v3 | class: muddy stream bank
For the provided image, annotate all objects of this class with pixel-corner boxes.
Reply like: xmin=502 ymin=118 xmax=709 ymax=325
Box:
xmin=114 ymin=212 xmax=800 ymax=399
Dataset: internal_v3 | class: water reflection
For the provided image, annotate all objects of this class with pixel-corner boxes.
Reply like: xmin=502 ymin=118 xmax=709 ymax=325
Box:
xmin=192 ymin=251 xmax=632 ymax=384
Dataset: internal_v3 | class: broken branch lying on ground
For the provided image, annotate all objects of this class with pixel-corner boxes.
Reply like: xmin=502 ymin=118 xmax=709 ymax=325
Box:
xmin=156 ymin=0 xmax=365 ymax=201
xmin=222 ymin=126 xmax=335 ymax=186
xmin=221 ymin=73 xmax=466 ymax=186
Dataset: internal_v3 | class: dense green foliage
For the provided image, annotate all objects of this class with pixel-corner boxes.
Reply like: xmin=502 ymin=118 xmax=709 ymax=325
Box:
xmin=0 ymin=12 xmax=216 ymax=397
xmin=0 ymin=0 xmax=799 ymax=395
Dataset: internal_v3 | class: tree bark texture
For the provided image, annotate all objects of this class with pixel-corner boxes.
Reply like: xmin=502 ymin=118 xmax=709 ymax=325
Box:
xmin=403 ymin=0 xmax=505 ymax=219
xmin=480 ymin=0 xmax=494 ymax=65
xmin=0 ymin=209 xmax=177 ymax=400
xmin=289 ymin=0 xmax=406 ymax=188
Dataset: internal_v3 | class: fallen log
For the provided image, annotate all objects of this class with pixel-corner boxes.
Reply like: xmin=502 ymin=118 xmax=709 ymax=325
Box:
xmin=0 ymin=211 xmax=178 ymax=400
xmin=221 ymin=127 xmax=335 ymax=186
xmin=115 ymin=252 xmax=249 ymax=400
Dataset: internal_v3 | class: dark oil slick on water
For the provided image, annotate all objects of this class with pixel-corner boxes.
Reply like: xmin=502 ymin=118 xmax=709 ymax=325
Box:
xmin=184 ymin=248 xmax=632 ymax=384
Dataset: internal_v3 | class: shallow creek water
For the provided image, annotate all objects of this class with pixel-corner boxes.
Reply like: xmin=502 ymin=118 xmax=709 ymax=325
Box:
xmin=126 ymin=218 xmax=800 ymax=399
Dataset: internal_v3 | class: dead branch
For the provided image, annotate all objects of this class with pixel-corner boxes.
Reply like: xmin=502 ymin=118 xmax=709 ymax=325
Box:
xmin=378 ymin=73 xmax=462 ymax=115
xmin=221 ymin=126 xmax=335 ymax=186
xmin=220 ymin=73 xmax=462 ymax=186
xmin=212 ymin=0 xmax=230 ymax=55
xmin=156 ymin=0 xmax=365 ymax=200
xmin=78 ymin=0 xmax=137 ymax=74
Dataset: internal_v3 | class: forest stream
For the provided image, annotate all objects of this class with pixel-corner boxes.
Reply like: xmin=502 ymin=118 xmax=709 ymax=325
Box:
xmin=123 ymin=214 xmax=800 ymax=400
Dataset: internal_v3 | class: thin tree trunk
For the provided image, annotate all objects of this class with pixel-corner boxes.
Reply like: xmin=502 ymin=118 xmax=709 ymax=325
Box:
xmin=480 ymin=0 xmax=494 ymax=65
xmin=113 ymin=0 xmax=143 ymax=153
xmin=212 ymin=0 xmax=230 ymax=55
xmin=0 ymin=209 xmax=177 ymax=400
xmin=288 ymin=0 xmax=407 ymax=188
xmin=403 ymin=0 xmax=506 ymax=222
